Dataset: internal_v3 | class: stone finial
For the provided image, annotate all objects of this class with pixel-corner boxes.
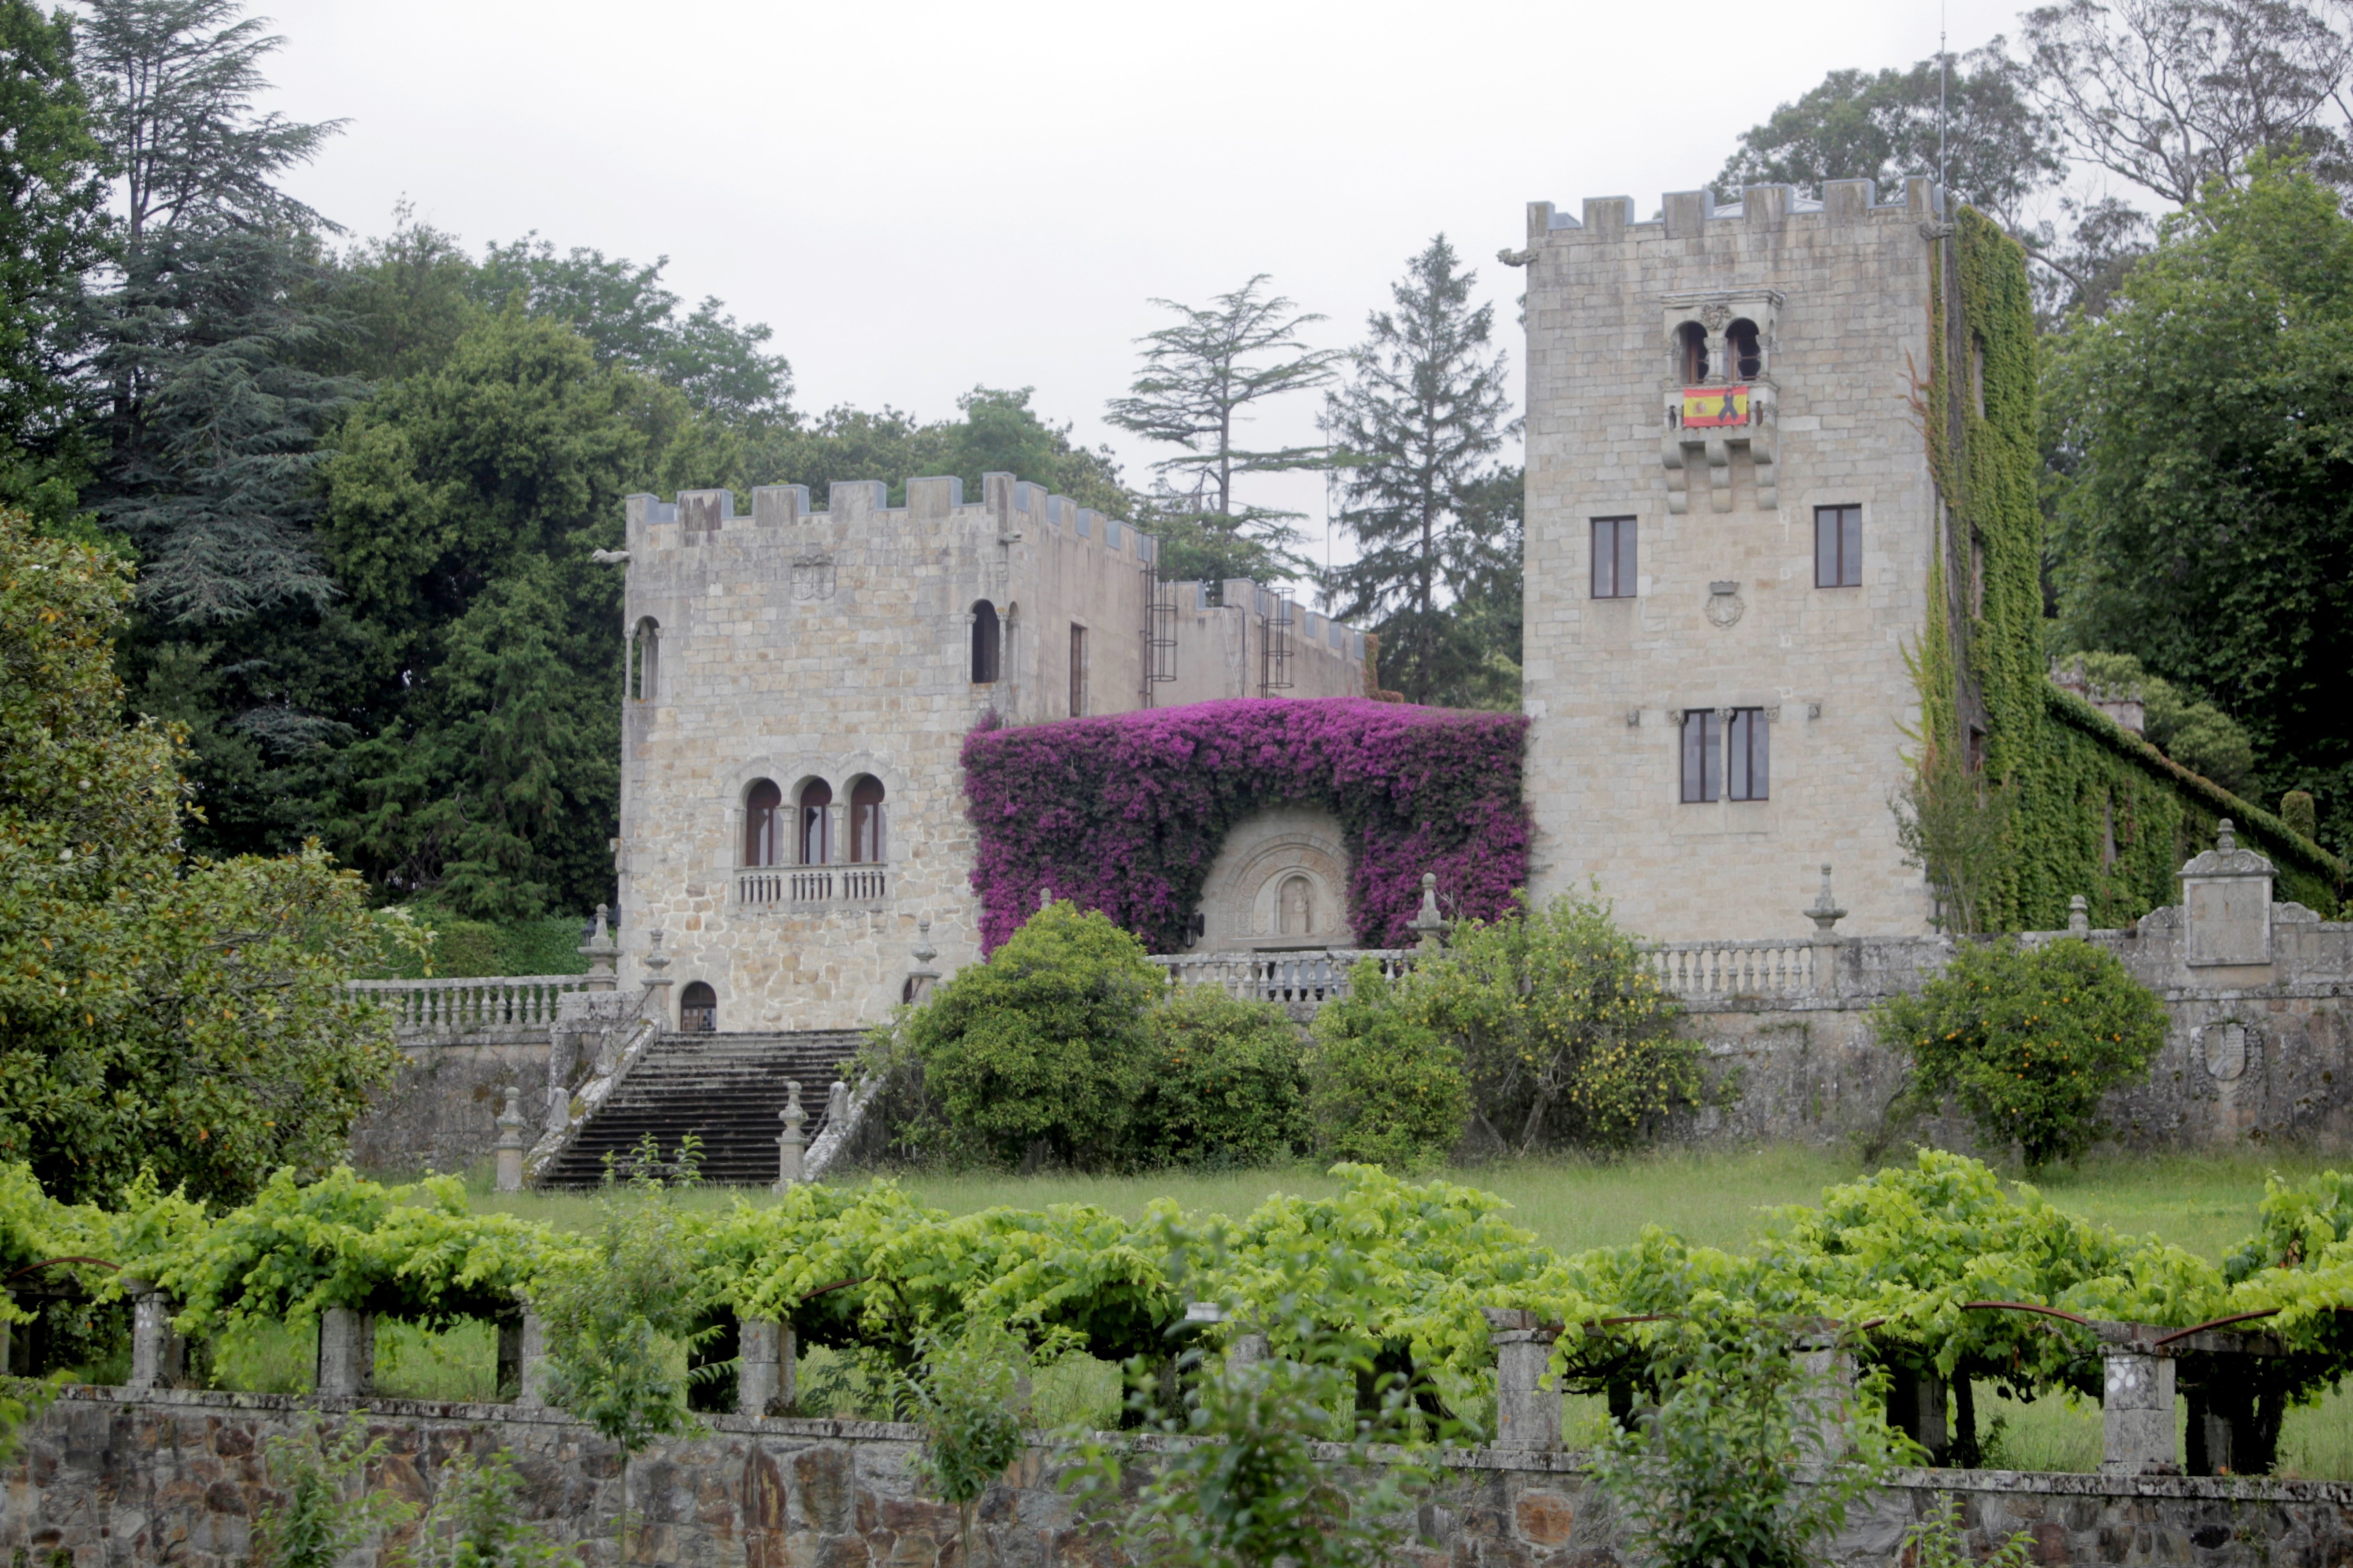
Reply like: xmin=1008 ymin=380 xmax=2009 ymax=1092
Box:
xmin=904 ymin=916 xmax=941 ymax=1004
xmin=1804 ymin=864 xmax=1846 ymax=937
xmin=776 ymin=1081 xmax=807 ymax=1190
xmin=1039 ymin=886 xmax=1054 ymax=911
xmin=494 ymin=1087 xmax=526 ymax=1193
xmin=2069 ymin=895 xmax=2090 ymax=936
xmin=1408 ymin=872 xmax=1448 ymax=952
xmin=828 ymin=1080 xmax=850 ymax=1125
xmin=579 ymin=904 xmax=617 ymax=992
xmin=2217 ymin=818 xmax=2237 ymax=853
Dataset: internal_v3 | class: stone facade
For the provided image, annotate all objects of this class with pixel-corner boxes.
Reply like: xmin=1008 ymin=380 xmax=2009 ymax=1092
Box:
xmin=12 ymin=1387 xmax=2353 ymax=1568
xmin=612 ymin=479 xmax=1364 ymax=1034
xmin=1191 ymin=805 xmax=1353 ymax=951
xmin=1517 ymin=178 xmax=1953 ymax=940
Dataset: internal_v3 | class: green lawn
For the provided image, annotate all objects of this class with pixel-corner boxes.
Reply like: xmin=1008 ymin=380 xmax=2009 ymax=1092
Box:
xmin=225 ymin=1147 xmax=2353 ymax=1476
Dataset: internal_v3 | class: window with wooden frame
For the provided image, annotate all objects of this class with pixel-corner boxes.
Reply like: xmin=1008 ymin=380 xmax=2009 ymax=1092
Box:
xmin=1814 ymin=505 xmax=1861 ymax=588
xmin=1592 ymin=517 xmax=1638 ymax=598
xmin=1681 ymin=708 xmax=1769 ymax=802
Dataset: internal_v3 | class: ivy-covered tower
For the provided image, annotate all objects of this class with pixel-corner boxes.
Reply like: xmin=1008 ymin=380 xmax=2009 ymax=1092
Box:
xmin=1515 ymin=179 xmax=2342 ymax=938
xmin=1516 ymin=177 xmax=1963 ymax=938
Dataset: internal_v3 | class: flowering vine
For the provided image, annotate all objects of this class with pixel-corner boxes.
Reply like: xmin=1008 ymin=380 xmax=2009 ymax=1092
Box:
xmin=963 ymin=698 xmax=1529 ymax=953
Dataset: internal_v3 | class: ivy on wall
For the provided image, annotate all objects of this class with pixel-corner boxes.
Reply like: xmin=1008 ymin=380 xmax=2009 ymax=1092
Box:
xmin=962 ymin=698 xmax=1529 ymax=954
xmin=1922 ymin=208 xmax=2346 ymax=927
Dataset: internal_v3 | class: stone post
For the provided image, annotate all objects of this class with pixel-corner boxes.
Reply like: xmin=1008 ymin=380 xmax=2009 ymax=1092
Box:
xmin=1481 ymin=1307 xmax=1561 ymax=1450
xmin=1793 ymin=1330 xmax=1857 ymax=1461
xmin=828 ymin=1080 xmax=851 ymax=1128
xmin=776 ymin=1082 xmax=807 ymax=1189
xmin=904 ymin=917 xmax=940 ymax=1004
xmin=316 ymin=1305 xmax=375 ymax=1398
xmin=641 ymin=928 xmax=673 ymax=1032
xmin=579 ymin=904 xmax=617 ymax=992
xmin=2179 ymin=819 xmax=2276 ymax=984
xmin=737 ymin=1317 xmax=797 ymax=1416
xmin=494 ymin=1086 xmax=526 ymax=1193
xmin=2101 ymin=1346 xmax=2177 ymax=1474
xmin=514 ymin=1309 xmax=548 ymax=1407
xmin=1803 ymin=864 xmax=1846 ymax=997
xmin=2068 ymin=894 xmax=2090 ymax=936
xmin=123 ymin=1278 xmax=183 ymax=1392
xmin=1408 ymin=873 xmax=1448 ymax=953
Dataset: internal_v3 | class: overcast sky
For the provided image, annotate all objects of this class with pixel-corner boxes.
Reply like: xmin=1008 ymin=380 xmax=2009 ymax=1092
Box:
xmin=260 ymin=0 xmax=2029 ymax=573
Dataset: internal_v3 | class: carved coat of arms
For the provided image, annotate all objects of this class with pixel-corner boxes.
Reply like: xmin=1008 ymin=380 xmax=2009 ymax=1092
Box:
xmin=791 ymin=557 xmax=835 ymax=601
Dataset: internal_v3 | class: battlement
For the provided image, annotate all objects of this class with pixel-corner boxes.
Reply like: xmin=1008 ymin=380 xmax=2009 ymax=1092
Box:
xmin=1169 ymin=578 xmax=1367 ymax=664
xmin=1526 ymin=176 xmax=1944 ymax=247
xmin=622 ymin=474 xmax=1158 ymax=566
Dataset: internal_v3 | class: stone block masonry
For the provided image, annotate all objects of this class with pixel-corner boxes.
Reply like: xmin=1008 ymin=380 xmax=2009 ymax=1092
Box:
xmin=11 ymin=1387 xmax=2353 ymax=1568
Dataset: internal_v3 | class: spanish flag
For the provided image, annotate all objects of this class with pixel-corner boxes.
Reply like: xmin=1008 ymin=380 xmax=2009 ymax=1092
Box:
xmin=1682 ymin=385 xmax=1749 ymax=428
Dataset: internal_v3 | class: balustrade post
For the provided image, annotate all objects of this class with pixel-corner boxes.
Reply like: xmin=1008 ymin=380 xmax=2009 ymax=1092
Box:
xmin=642 ymin=928 xmax=673 ymax=1028
xmin=1482 ymin=1308 xmax=1561 ymax=1450
xmin=776 ymin=1082 xmax=807 ymax=1189
xmin=580 ymin=904 xmax=618 ymax=992
xmin=1804 ymin=865 xmax=1847 ymax=998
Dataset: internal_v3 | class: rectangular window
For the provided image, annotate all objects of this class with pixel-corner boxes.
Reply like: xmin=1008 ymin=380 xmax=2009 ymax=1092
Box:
xmin=1592 ymin=517 xmax=1637 ymax=598
xmin=1815 ymin=505 xmax=1861 ymax=588
xmin=1682 ymin=708 xmax=1769 ymax=801
xmin=1068 ymin=624 xmax=1088 ymax=716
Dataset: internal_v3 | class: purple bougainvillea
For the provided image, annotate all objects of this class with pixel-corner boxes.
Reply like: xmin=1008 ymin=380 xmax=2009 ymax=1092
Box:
xmin=963 ymin=698 xmax=1530 ymax=954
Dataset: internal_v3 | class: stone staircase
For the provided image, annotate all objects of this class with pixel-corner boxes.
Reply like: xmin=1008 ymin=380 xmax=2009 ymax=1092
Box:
xmin=537 ymin=1030 xmax=866 ymax=1188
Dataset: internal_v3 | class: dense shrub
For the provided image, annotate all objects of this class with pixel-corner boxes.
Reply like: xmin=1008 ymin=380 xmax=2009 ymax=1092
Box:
xmin=962 ymin=698 xmax=1530 ymax=952
xmin=1304 ymin=961 xmax=1470 ymax=1172
xmin=1876 ymin=936 xmax=2169 ymax=1168
xmin=900 ymin=900 xmax=1160 ymax=1169
xmin=1413 ymin=892 xmax=1698 ymax=1152
xmin=1132 ymin=986 xmax=1312 ymax=1169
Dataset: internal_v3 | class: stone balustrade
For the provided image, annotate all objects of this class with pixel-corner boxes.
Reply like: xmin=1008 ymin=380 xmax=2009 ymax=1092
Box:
xmin=346 ymin=975 xmax=591 ymax=1036
xmin=735 ymin=865 xmax=891 ymax=909
xmin=1646 ymin=937 xmax=1819 ymax=999
xmin=1147 ymin=949 xmax=1413 ymax=1011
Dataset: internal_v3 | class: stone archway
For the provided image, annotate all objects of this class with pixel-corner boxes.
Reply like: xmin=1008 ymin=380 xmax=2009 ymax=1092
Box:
xmin=1191 ymin=806 xmax=1350 ymax=950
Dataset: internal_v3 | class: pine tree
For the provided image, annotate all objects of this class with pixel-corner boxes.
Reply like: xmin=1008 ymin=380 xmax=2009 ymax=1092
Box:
xmin=79 ymin=0 xmax=351 ymax=625
xmin=1322 ymin=237 xmax=1515 ymax=706
xmin=1105 ymin=275 xmax=1338 ymax=585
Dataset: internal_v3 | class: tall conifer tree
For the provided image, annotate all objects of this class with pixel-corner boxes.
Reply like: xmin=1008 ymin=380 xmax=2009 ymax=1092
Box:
xmin=1322 ymin=237 xmax=1515 ymax=707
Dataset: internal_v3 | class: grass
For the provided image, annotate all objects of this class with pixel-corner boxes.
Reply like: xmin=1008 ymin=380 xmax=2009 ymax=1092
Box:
xmin=220 ymin=1147 xmax=2353 ymax=1475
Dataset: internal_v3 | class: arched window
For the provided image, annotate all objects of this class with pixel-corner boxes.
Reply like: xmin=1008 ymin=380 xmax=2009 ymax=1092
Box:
xmin=798 ymin=779 xmax=833 ymax=865
xmin=1727 ymin=318 xmax=1762 ymax=379
xmin=1676 ymin=322 xmax=1709 ymax=383
xmin=743 ymin=779 xmax=783 ymax=867
xmin=679 ymin=981 xmax=717 ymax=1033
xmin=629 ymin=618 xmax=660 ymax=700
xmin=971 ymin=600 xmax=1000 ymax=684
xmin=848 ymin=776 xmax=886 ymax=863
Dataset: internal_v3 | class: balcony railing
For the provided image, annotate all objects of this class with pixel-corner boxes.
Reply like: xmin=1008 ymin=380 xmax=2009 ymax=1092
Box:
xmin=346 ymin=975 xmax=592 ymax=1034
xmin=736 ymin=864 xmax=890 ymax=909
xmin=1149 ymin=950 xmax=1414 ymax=1007
xmin=1645 ymin=938 xmax=1818 ymax=999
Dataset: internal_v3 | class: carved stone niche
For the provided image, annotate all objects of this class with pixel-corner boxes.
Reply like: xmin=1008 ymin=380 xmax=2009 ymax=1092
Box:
xmin=1191 ymin=807 xmax=1351 ymax=951
xmin=1660 ymin=288 xmax=1784 ymax=515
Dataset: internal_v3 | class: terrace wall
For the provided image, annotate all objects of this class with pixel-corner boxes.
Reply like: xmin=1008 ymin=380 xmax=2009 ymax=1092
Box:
xmin=8 ymin=1387 xmax=2350 ymax=1568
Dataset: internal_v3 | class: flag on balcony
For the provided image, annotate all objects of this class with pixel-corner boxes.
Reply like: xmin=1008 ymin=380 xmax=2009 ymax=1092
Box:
xmin=1682 ymin=385 xmax=1750 ymax=428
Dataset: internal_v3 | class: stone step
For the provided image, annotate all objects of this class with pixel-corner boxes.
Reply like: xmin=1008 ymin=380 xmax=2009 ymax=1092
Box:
xmin=538 ymin=1029 xmax=862 ymax=1189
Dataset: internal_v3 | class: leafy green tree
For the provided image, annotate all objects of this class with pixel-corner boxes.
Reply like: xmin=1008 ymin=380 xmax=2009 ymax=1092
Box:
xmin=319 ymin=311 xmax=690 ymax=916
xmin=1107 ymin=275 xmax=1338 ymax=583
xmin=1322 ymin=237 xmax=1515 ymax=707
xmin=0 ymin=509 xmax=411 ymax=1207
xmin=1875 ymin=935 xmax=2170 ymax=1168
xmin=2046 ymin=159 xmax=2353 ymax=852
xmin=899 ymin=899 xmax=1159 ymax=1170
xmin=1442 ymin=464 xmax=1523 ymax=710
xmin=470 ymin=234 xmax=792 ymax=423
xmin=1716 ymin=46 xmax=2063 ymax=226
xmin=749 ymin=386 xmax=1131 ymax=518
xmin=1589 ymin=1303 xmax=1905 ymax=1568
xmin=0 ymin=0 xmax=111 ymax=521
xmin=901 ymin=1320 xmax=1030 ymax=1568
xmin=1303 ymin=960 xmax=1469 ymax=1172
xmin=1412 ymin=892 xmax=1698 ymax=1154
xmin=1131 ymin=984 xmax=1312 ymax=1170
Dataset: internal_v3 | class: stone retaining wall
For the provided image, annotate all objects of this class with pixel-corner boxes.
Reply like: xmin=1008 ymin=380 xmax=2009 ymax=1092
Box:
xmin=8 ymin=1387 xmax=2353 ymax=1568
xmin=347 ymin=1039 xmax=552 ymax=1179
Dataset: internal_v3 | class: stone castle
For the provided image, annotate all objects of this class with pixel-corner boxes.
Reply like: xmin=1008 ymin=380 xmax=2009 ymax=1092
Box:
xmin=599 ymin=176 xmax=2176 ymax=1031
